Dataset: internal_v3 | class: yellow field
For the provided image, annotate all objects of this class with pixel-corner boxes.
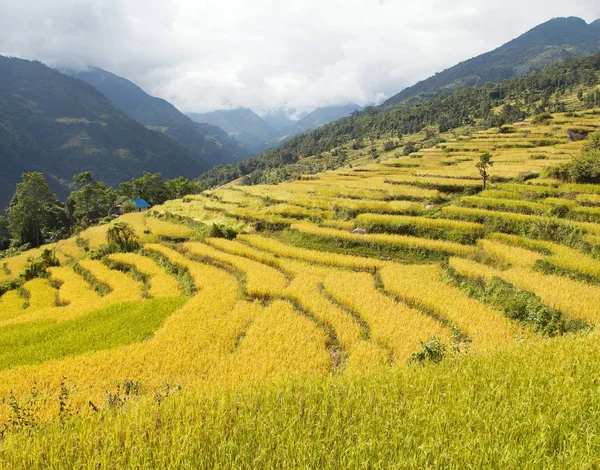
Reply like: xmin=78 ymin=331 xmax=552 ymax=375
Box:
xmin=1 ymin=108 xmax=600 ymax=437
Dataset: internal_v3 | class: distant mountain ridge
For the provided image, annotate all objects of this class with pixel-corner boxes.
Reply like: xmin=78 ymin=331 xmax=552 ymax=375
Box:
xmin=384 ymin=16 xmax=600 ymax=106
xmin=188 ymin=108 xmax=279 ymax=154
xmin=279 ymin=104 xmax=363 ymax=139
xmin=69 ymin=68 xmax=252 ymax=164
xmin=189 ymin=104 xmax=362 ymax=153
xmin=0 ymin=56 xmax=208 ymax=208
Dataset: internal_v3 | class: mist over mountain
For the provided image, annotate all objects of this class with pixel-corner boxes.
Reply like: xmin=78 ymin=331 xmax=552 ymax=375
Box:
xmin=384 ymin=16 xmax=600 ymax=106
xmin=69 ymin=68 xmax=252 ymax=164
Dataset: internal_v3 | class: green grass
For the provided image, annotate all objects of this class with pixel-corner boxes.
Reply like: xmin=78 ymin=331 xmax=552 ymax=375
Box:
xmin=2 ymin=333 xmax=600 ymax=468
xmin=0 ymin=298 xmax=185 ymax=371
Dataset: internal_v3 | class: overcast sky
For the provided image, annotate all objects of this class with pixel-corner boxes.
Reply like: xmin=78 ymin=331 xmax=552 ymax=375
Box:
xmin=1 ymin=0 xmax=599 ymax=116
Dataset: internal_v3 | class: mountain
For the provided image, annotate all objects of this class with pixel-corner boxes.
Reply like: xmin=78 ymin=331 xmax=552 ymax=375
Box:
xmin=190 ymin=104 xmax=364 ymax=153
xmin=384 ymin=17 xmax=600 ymax=106
xmin=69 ymin=68 xmax=251 ymax=164
xmin=279 ymin=104 xmax=363 ymax=139
xmin=197 ymin=52 xmax=600 ymax=190
xmin=188 ymin=108 xmax=278 ymax=154
xmin=0 ymin=56 xmax=208 ymax=208
xmin=261 ymin=109 xmax=296 ymax=131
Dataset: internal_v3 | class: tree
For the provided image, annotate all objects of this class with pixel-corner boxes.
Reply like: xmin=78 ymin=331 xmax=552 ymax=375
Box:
xmin=66 ymin=172 xmax=118 ymax=227
xmin=106 ymin=222 xmax=139 ymax=252
xmin=476 ymin=153 xmax=493 ymax=189
xmin=119 ymin=172 xmax=165 ymax=206
xmin=548 ymin=133 xmax=600 ymax=183
xmin=0 ymin=216 xmax=9 ymax=250
xmin=163 ymin=176 xmax=199 ymax=200
xmin=7 ymin=172 xmax=65 ymax=247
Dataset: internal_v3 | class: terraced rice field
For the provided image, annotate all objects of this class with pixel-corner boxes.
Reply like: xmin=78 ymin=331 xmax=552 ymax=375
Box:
xmin=2 ymin=110 xmax=600 ymax=467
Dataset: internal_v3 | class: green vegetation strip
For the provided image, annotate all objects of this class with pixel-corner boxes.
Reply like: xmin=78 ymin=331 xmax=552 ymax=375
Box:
xmin=442 ymin=265 xmax=589 ymax=336
xmin=0 ymin=298 xmax=185 ymax=371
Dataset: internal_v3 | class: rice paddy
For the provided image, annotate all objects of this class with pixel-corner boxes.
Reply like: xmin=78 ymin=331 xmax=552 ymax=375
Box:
xmin=2 ymin=109 xmax=600 ymax=467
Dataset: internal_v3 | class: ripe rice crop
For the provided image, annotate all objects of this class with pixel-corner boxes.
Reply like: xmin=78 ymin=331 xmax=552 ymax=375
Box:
xmin=385 ymin=176 xmax=482 ymax=190
xmin=24 ymin=279 xmax=58 ymax=311
xmin=459 ymin=196 xmax=549 ymax=214
xmin=239 ymin=234 xmax=385 ymax=270
xmin=78 ymin=260 xmax=144 ymax=303
xmin=441 ymin=206 xmax=600 ymax=235
xmin=492 ymin=183 xmax=558 ymax=195
xmin=284 ymin=197 xmax=423 ymax=215
xmin=541 ymin=197 xmax=579 ymax=208
xmin=448 ymin=257 xmax=600 ymax=322
xmin=184 ymin=242 xmax=288 ymax=298
xmin=380 ymin=263 xmax=521 ymax=349
xmin=291 ymin=223 xmax=478 ymax=256
xmin=145 ymin=217 xmax=195 ymax=239
xmin=489 ymin=233 xmax=600 ymax=278
xmin=107 ymin=253 xmax=182 ymax=298
xmin=323 ymin=270 xmax=451 ymax=364
xmin=48 ymin=266 xmax=100 ymax=308
xmin=0 ymin=291 xmax=26 ymax=321
xmin=478 ymin=239 xmax=543 ymax=268
xmin=576 ymin=193 xmax=600 ymax=206
xmin=355 ymin=213 xmax=484 ymax=233
xmin=0 ymin=249 xmax=44 ymax=282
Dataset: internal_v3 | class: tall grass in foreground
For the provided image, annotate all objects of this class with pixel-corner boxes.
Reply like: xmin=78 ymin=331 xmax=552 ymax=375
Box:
xmin=2 ymin=333 xmax=600 ymax=469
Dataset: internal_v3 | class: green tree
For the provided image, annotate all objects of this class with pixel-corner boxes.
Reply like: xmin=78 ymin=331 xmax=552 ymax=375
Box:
xmin=549 ymin=133 xmax=600 ymax=183
xmin=0 ymin=216 xmax=9 ymax=250
xmin=476 ymin=153 xmax=494 ymax=189
xmin=7 ymin=172 xmax=66 ymax=247
xmin=66 ymin=172 xmax=118 ymax=228
xmin=163 ymin=177 xmax=199 ymax=200
xmin=106 ymin=222 xmax=139 ymax=252
xmin=119 ymin=172 xmax=166 ymax=206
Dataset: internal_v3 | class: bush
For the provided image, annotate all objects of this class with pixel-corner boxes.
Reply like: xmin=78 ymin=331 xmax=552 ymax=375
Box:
xmin=21 ymin=249 xmax=60 ymax=281
xmin=403 ymin=142 xmax=419 ymax=156
xmin=106 ymin=222 xmax=140 ymax=252
xmin=531 ymin=112 xmax=554 ymax=125
xmin=548 ymin=133 xmax=600 ymax=183
xmin=209 ymin=224 xmax=238 ymax=240
xmin=409 ymin=337 xmax=446 ymax=365
xmin=383 ymin=140 xmax=398 ymax=152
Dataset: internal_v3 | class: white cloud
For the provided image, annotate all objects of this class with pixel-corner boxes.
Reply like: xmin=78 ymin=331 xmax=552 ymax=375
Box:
xmin=0 ymin=0 xmax=599 ymax=114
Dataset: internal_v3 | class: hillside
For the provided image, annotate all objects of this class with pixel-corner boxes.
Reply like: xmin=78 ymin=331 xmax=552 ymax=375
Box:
xmin=196 ymin=51 xmax=600 ymax=190
xmin=2 ymin=102 xmax=600 ymax=465
xmin=69 ymin=68 xmax=251 ymax=164
xmin=188 ymin=108 xmax=279 ymax=154
xmin=0 ymin=56 xmax=208 ymax=208
xmin=384 ymin=16 xmax=600 ymax=106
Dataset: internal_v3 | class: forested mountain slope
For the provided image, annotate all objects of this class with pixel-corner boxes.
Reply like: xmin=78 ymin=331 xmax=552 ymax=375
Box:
xmin=0 ymin=57 xmax=208 ymax=208
xmin=384 ymin=17 xmax=600 ymax=106
xmin=70 ymin=68 xmax=251 ymax=164
xmin=197 ymin=52 xmax=600 ymax=190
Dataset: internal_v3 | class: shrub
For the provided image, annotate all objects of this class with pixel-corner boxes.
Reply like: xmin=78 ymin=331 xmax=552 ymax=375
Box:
xmin=409 ymin=337 xmax=446 ymax=365
xmin=21 ymin=249 xmax=60 ymax=281
xmin=548 ymin=133 xmax=600 ymax=183
xmin=106 ymin=222 xmax=140 ymax=252
xmin=531 ymin=112 xmax=554 ymax=125
xmin=209 ymin=224 xmax=238 ymax=240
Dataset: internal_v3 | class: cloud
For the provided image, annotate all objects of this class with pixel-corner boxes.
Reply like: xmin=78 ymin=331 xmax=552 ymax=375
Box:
xmin=0 ymin=0 xmax=599 ymax=114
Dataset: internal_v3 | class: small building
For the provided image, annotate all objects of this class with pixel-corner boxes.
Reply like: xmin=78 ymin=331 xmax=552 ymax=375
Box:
xmin=112 ymin=198 xmax=152 ymax=216
xmin=131 ymin=198 xmax=152 ymax=212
